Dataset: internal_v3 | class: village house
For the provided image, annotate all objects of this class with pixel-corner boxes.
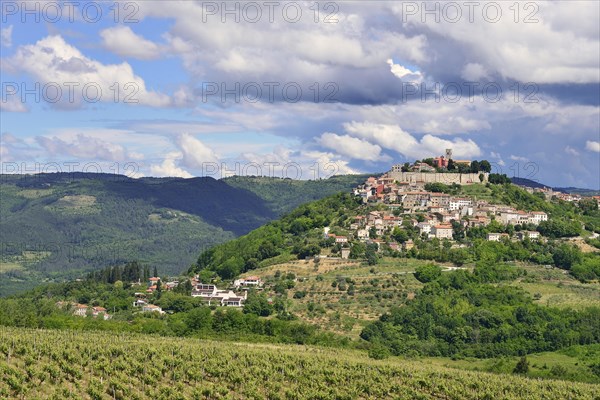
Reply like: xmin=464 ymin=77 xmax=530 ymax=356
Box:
xmin=486 ymin=233 xmax=502 ymax=241
xmin=234 ymin=276 xmax=263 ymax=288
xmin=417 ymin=222 xmax=432 ymax=236
xmin=191 ymin=283 xmax=247 ymax=307
xmin=439 ymin=212 xmax=457 ymax=223
xmin=528 ymin=211 xmax=548 ymax=225
xmin=516 ymin=231 xmax=541 ymax=240
xmin=133 ymin=299 xmax=148 ymax=307
xmin=402 ymin=240 xmax=414 ymax=251
xmin=334 ymin=236 xmax=349 ymax=244
xmin=449 ymin=197 xmax=472 ymax=211
xmin=432 ymin=224 xmax=453 ymax=240
xmin=73 ymin=304 xmax=89 ymax=317
xmin=429 ymin=193 xmax=451 ymax=207
xmin=91 ymin=306 xmax=111 ymax=320
xmin=499 ymin=210 xmax=519 ymax=225
xmin=357 ymin=229 xmax=369 ymax=240
xmin=148 ymin=277 xmax=161 ymax=286
xmin=428 ymin=206 xmax=446 ymax=213
xmin=142 ymin=304 xmax=164 ymax=314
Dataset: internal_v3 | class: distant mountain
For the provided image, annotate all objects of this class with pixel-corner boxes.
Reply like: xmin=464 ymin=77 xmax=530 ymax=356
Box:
xmin=510 ymin=177 xmax=599 ymax=195
xmin=509 ymin=177 xmax=551 ymax=189
xmin=0 ymin=173 xmax=368 ymax=296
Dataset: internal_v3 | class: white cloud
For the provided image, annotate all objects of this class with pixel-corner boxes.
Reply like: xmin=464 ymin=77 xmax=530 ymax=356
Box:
xmin=4 ymin=35 xmax=170 ymax=107
xmin=1 ymin=25 xmax=12 ymax=47
xmin=510 ymin=155 xmax=528 ymax=162
xmin=35 ymin=134 xmax=128 ymax=161
xmin=387 ymin=59 xmax=423 ymax=82
xmin=461 ymin=63 xmax=490 ymax=81
xmin=402 ymin=2 xmax=600 ymax=84
xmin=0 ymin=96 xmax=28 ymax=112
xmin=317 ymin=132 xmax=384 ymax=161
xmin=490 ymin=151 xmax=506 ymax=166
xmin=342 ymin=121 xmax=482 ymax=160
xmin=100 ymin=26 xmax=160 ymax=60
xmin=150 ymin=152 xmax=193 ymax=178
xmin=586 ymin=141 xmax=600 ymax=153
xmin=175 ymin=133 xmax=219 ymax=168
xmin=564 ymin=146 xmax=580 ymax=156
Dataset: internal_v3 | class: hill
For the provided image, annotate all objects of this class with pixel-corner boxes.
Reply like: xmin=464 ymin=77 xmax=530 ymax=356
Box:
xmin=511 ymin=177 xmax=600 ymax=195
xmin=1 ymin=327 xmax=598 ymax=399
xmin=0 ymin=173 xmax=368 ymax=296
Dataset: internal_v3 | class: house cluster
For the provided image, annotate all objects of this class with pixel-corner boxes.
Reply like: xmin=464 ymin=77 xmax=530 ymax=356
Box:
xmin=132 ymin=293 xmax=164 ymax=314
xmin=519 ymin=186 xmax=600 ymax=206
xmin=145 ymin=276 xmax=179 ymax=294
xmin=347 ymin=172 xmax=550 ymax=248
xmin=56 ymin=302 xmax=112 ymax=320
xmin=190 ymin=277 xmax=248 ymax=307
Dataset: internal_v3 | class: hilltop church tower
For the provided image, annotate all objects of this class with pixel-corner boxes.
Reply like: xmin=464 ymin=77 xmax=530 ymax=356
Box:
xmin=445 ymin=148 xmax=453 ymax=160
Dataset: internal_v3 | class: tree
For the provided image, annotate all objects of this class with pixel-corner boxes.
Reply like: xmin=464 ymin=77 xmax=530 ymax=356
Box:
xmin=447 ymin=159 xmax=456 ymax=171
xmin=470 ymin=160 xmax=480 ymax=173
xmin=153 ymin=266 xmax=158 ymax=278
xmin=552 ymin=244 xmax=583 ymax=270
xmin=369 ymin=226 xmax=378 ymax=239
xmin=414 ymin=264 xmax=442 ymax=283
xmin=392 ymin=227 xmax=409 ymax=243
xmin=538 ymin=219 xmax=581 ymax=238
xmin=489 ymin=173 xmax=511 ymax=185
xmin=479 ymin=173 xmax=485 ymax=183
xmin=366 ymin=249 xmax=379 ymax=265
xmin=350 ymin=243 xmax=366 ymax=259
xmin=513 ymin=356 xmax=529 ymax=374
xmin=243 ymin=291 xmax=273 ymax=317
xmin=185 ymin=307 xmax=212 ymax=332
xmin=479 ymin=160 xmax=491 ymax=173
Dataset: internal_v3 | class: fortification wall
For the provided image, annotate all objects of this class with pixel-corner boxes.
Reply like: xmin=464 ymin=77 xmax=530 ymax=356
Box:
xmin=388 ymin=172 xmax=488 ymax=185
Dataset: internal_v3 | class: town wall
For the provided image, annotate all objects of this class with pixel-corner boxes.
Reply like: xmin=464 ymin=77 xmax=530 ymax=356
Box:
xmin=388 ymin=171 xmax=489 ymax=185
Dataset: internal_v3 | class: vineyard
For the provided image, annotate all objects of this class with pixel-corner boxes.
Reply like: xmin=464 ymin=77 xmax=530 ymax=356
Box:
xmin=1 ymin=327 xmax=599 ymax=399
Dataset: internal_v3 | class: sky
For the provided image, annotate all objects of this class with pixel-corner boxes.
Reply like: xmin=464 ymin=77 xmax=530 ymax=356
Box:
xmin=1 ymin=1 xmax=599 ymax=188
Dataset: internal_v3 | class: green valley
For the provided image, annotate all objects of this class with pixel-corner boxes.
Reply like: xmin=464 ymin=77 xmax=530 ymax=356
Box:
xmin=0 ymin=173 xmax=367 ymax=296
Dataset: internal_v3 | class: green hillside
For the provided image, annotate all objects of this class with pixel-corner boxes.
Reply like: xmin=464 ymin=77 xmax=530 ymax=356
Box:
xmin=0 ymin=173 xmax=367 ymax=296
xmin=1 ymin=327 xmax=598 ymax=400
xmin=223 ymin=174 xmax=371 ymax=215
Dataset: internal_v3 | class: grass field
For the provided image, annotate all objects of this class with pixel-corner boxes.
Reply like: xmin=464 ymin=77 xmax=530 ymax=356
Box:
xmin=513 ymin=265 xmax=600 ymax=309
xmin=1 ymin=327 xmax=598 ymax=400
xmin=423 ymin=344 xmax=600 ymax=384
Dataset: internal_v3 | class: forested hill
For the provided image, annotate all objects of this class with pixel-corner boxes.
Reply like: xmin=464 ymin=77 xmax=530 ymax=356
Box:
xmin=0 ymin=173 xmax=368 ymax=296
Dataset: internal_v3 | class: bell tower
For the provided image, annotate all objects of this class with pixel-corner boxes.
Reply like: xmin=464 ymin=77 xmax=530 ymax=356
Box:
xmin=445 ymin=148 xmax=453 ymax=160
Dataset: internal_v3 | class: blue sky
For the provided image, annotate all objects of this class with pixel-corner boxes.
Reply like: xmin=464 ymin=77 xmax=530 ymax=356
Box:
xmin=1 ymin=1 xmax=599 ymax=188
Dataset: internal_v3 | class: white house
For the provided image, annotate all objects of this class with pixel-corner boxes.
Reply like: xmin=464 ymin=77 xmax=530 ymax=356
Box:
xmin=486 ymin=233 xmax=502 ymax=241
xmin=449 ymin=198 xmax=472 ymax=211
xmin=142 ymin=304 xmax=164 ymax=314
xmin=417 ymin=222 xmax=431 ymax=235
xmin=357 ymin=229 xmax=369 ymax=240
xmin=528 ymin=212 xmax=548 ymax=225
xmin=234 ymin=276 xmax=263 ymax=288
xmin=517 ymin=231 xmax=541 ymax=240
xmin=73 ymin=304 xmax=88 ymax=317
xmin=335 ymin=236 xmax=349 ymax=244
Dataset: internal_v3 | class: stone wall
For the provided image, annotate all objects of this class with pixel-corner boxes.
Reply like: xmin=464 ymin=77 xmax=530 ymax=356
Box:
xmin=388 ymin=171 xmax=488 ymax=185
